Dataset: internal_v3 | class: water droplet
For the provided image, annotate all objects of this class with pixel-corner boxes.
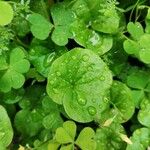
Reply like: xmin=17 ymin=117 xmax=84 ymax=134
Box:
xmin=72 ymin=56 xmax=76 ymax=60
xmin=100 ymin=76 xmax=105 ymax=81
xmin=82 ymin=54 xmax=89 ymax=61
xmin=78 ymin=98 xmax=87 ymax=106
xmin=92 ymin=99 xmax=96 ymax=103
xmin=50 ymin=80 xmax=54 ymax=85
xmin=103 ymin=97 xmax=109 ymax=103
xmin=69 ymin=69 xmax=72 ymax=73
xmin=53 ymin=88 xmax=59 ymax=94
xmin=88 ymin=106 xmax=97 ymax=115
xmin=88 ymin=66 xmax=93 ymax=71
xmin=56 ymin=72 xmax=61 ymax=76
xmin=44 ymin=52 xmax=55 ymax=66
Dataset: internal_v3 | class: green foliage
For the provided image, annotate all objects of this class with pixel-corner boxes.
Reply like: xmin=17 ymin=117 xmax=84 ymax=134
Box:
xmin=0 ymin=0 xmax=150 ymax=149
xmin=0 ymin=1 xmax=14 ymax=26
xmin=46 ymin=48 xmax=112 ymax=122
xmin=48 ymin=121 xmax=96 ymax=150
xmin=0 ymin=105 xmax=13 ymax=148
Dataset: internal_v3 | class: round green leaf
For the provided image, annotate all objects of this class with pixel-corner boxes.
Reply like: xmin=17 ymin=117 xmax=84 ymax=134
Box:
xmin=95 ymin=123 xmax=126 ymax=150
xmin=0 ymin=1 xmax=14 ymax=26
xmin=0 ymin=105 xmax=13 ymax=147
xmin=47 ymin=48 xmax=112 ymax=122
xmin=126 ymin=128 xmax=150 ymax=150
xmin=109 ymin=81 xmax=135 ymax=123
xmin=138 ymin=98 xmax=150 ymax=128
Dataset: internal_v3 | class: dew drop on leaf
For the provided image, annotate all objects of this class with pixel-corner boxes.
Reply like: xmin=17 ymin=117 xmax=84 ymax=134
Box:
xmin=77 ymin=98 xmax=87 ymax=106
xmin=100 ymin=76 xmax=105 ymax=81
xmin=72 ymin=56 xmax=77 ymax=60
xmin=53 ymin=88 xmax=59 ymax=94
xmin=82 ymin=54 xmax=89 ymax=61
xmin=56 ymin=72 xmax=61 ymax=77
xmin=88 ymin=106 xmax=97 ymax=115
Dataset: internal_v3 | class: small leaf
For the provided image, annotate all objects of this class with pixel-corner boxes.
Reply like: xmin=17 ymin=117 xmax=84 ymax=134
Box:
xmin=0 ymin=1 xmax=14 ymax=26
xmin=127 ymin=22 xmax=144 ymax=40
xmin=55 ymin=121 xmax=76 ymax=144
xmin=75 ymin=127 xmax=96 ymax=150
xmin=28 ymin=13 xmax=53 ymax=40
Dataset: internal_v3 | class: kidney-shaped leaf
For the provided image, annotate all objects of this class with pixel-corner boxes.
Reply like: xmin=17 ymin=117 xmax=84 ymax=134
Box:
xmin=47 ymin=48 xmax=112 ymax=122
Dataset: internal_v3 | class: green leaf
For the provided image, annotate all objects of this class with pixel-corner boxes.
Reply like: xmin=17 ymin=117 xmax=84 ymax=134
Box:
xmin=91 ymin=2 xmax=120 ymax=34
xmin=138 ymin=98 xmax=150 ymax=128
xmin=50 ymin=4 xmax=74 ymax=46
xmin=47 ymin=48 xmax=112 ymax=122
xmin=127 ymin=70 xmax=150 ymax=89
xmin=95 ymin=123 xmax=126 ymax=150
xmin=123 ymin=40 xmax=140 ymax=55
xmin=109 ymin=81 xmax=135 ymax=123
xmin=71 ymin=19 xmax=113 ymax=55
xmin=0 ymin=1 xmax=14 ymax=26
xmin=55 ymin=121 xmax=76 ymax=144
xmin=127 ymin=22 xmax=144 ymax=40
xmin=0 ymin=105 xmax=13 ymax=148
xmin=28 ymin=13 xmax=53 ymax=40
xmin=126 ymin=128 xmax=150 ymax=150
xmin=75 ymin=127 xmax=96 ymax=150
xmin=0 ymin=47 xmax=30 ymax=92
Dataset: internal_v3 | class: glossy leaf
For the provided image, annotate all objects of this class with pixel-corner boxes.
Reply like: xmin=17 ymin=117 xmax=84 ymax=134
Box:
xmin=0 ymin=105 xmax=13 ymax=148
xmin=47 ymin=48 xmax=112 ymax=122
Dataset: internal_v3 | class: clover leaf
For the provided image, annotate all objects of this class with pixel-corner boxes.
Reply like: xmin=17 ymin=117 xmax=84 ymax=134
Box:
xmin=123 ymin=21 xmax=150 ymax=64
xmin=138 ymin=98 xmax=150 ymax=128
xmin=126 ymin=70 xmax=150 ymax=107
xmin=28 ymin=13 xmax=53 ymax=40
xmin=95 ymin=123 xmax=126 ymax=150
xmin=50 ymin=4 xmax=75 ymax=46
xmin=100 ymin=81 xmax=135 ymax=123
xmin=48 ymin=121 xmax=96 ymax=150
xmin=127 ymin=22 xmax=144 ymax=40
xmin=0 ymin=47 xmax=30 ymax=92
xmin=71 ymin=19 xmax=113 ymax=55
xmin=90 ymin=0 xmax=120 ymax=34
xmin=0 ymin=105 xmax=13 ymax=148
xmin=126 ymin=128 xmax=150 ymax=150
xmin=47 ymin=48 xmax=112 ymax=122
xmin=0 ymin=1 xmax=14 ymax=26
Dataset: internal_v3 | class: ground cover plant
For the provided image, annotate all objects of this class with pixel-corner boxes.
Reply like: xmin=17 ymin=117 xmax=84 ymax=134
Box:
xmin=0 ymin=0 xmax=150 ymax=149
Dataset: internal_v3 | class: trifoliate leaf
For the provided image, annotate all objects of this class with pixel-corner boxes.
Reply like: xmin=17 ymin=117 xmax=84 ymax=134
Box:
xmin=47 ymin=48 xmax=112 ymax=122
xmin=28 ymin=13 xmax=53 ymax=40
xmin=0 ymin=47 xmax=30 ymax=92
xmin=75 ymin=127 xmax=96 ymax=150
xmin=0 ymin=1 xmax=14 ymax=26
xmin=0 ymin=105 xmax=13 ymax=148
